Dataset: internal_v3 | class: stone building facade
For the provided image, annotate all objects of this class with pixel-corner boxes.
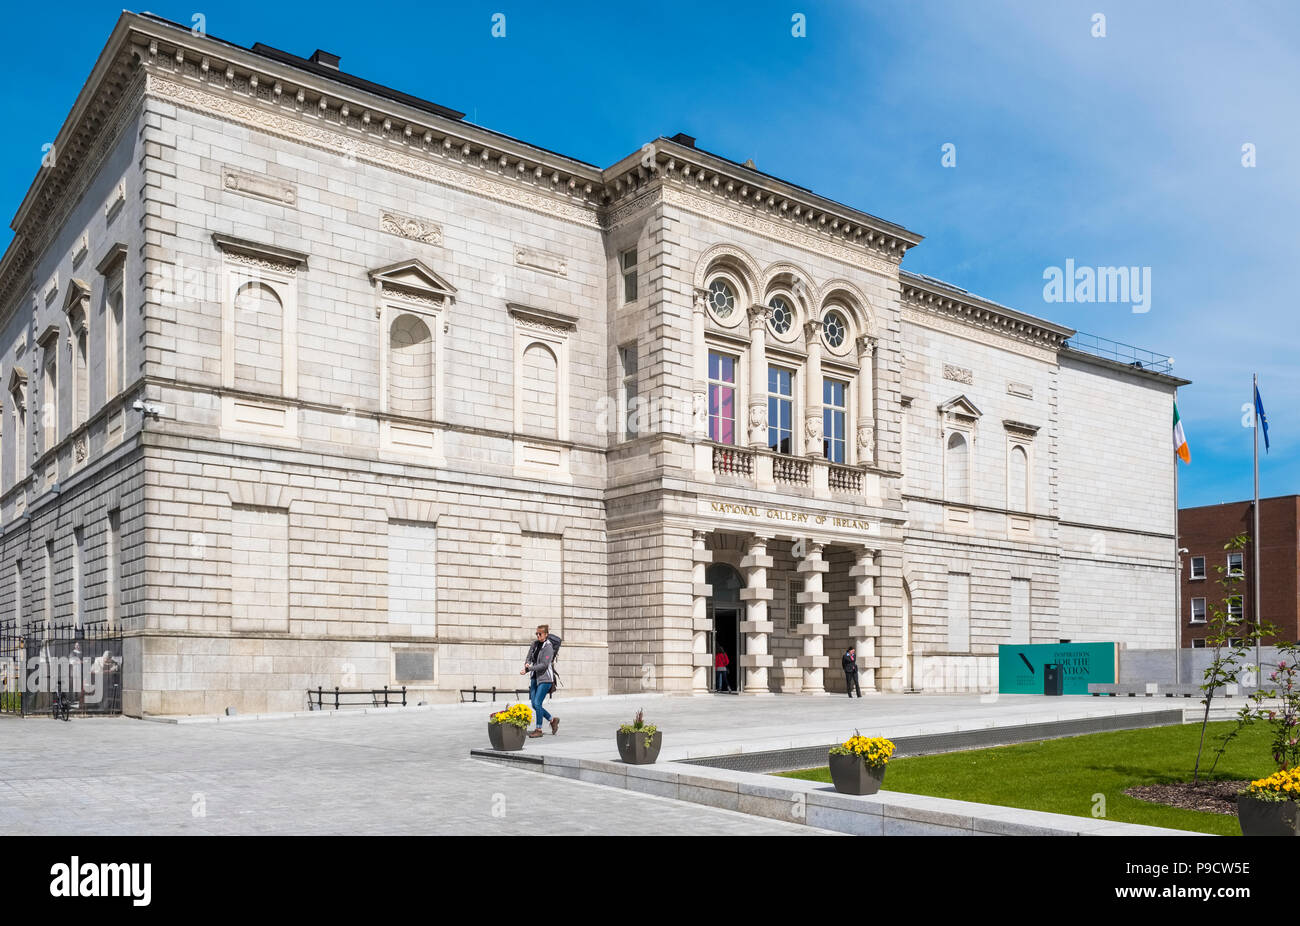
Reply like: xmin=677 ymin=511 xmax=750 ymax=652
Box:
xmin=0 ymin=13 xmax=1188 ymax=714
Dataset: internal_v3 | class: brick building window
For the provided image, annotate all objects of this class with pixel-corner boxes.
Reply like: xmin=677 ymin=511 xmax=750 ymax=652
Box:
xmin=1189 ymin=556 xmax=1205 ymax=580
xmin=1227 ymin=595 xmax=1243 ymax=623
xmin=1227 ymin=552 xmax=1244 ymax=577
xmin=1190 ymin=597 xmax=1206 ymax=623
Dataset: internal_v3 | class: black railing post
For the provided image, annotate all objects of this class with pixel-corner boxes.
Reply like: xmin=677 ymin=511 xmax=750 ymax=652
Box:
xmin=401 ymin=686 xmax=406 ymax=707
xmin=334 ymin=687 xmax=340 ymax=710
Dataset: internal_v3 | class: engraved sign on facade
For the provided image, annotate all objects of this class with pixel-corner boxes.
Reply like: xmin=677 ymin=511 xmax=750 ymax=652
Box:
xmin=698 ymin=499 xmax=877 ymax=536
xmin=1008 ymin=381 xmax=1034 ymax=399
xmin=381 ymin=210 xmax=443 ymax=245
xmin=943 ymin=363 xmax=973 ymax=385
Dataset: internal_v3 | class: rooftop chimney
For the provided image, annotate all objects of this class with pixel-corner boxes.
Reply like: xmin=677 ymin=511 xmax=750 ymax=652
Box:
xmin=310 ymin=49 xmax=341 ymax=70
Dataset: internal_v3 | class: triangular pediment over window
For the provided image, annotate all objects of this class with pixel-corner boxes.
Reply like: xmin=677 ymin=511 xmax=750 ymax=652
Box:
xmin=939 ymin=394 xmax=982 ymax=420
xmin=62 ymin=279 xmax=91 ymax=314
xmin=370 ymin=260 xmax=457 ymax=304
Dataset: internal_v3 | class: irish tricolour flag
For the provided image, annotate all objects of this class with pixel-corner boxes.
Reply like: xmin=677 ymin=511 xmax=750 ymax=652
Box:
xmin=1173 ymin=401 xmax=1191 ymax=464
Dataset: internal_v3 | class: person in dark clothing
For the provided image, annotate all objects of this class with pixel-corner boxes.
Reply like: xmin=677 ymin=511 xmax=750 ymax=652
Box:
xmin=842 ymin=646 xmax=862 ymax=697
xmin=522 ymin=624 xmax=559 ymax=737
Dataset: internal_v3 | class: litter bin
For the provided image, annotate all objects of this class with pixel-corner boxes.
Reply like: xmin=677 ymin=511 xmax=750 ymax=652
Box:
xmin=1043 ymin=663 xmax=1063 ymax=696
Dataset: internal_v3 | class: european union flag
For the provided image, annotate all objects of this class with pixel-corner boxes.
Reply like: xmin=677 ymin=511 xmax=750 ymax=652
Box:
xmin=1255 ymin=383 xmax=1270 ymax=452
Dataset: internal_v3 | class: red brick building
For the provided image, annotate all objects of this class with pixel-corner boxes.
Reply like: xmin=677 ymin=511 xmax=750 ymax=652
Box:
xmin=1178 ymin=495 xmax=1300 ymax=647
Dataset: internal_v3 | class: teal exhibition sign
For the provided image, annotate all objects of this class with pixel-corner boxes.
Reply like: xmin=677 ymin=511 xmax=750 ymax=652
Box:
xmin=997 ymin=642 xmax=1116 ymax=694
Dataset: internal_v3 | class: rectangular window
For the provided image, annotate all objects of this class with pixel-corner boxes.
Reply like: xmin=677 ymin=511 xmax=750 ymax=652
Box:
xmin=1227 ymin=595 xmax=1243 ymax=623
xmin=1190 ymin=597 xmax=1206 ymax=623
xmin=107 ymin=510 xmax=121 ymax=627
xmin=708 ymin=351 xmax=736 ymax=445
xmin=13 ymin=388 xmax=26 ymax=482
xmin=787 ymin=578 xmax=805 ymax=632
xmin=1189 ymin=556 xmax=1205 ymax=580
xmin=768 ymin=366 xmax=794 ymax=454
xmin=1192 ymin=638 xmax=1206 ymax=649
xmin=387 ymin=520 xmax=437 ymax=629
xmin=106 ymin=265 xmax=125 ymax=398
xmin=73 ymin=527 xmax=85 ymax=628
xmin=619 ymin=343 xmax=638 ymax=441
xmin=41 ymin=345 xmax=57 ymax=453
xmin=823 ymin=378 xmax=847 ymax=463
xmin=44 ymin=539 xmax=54 ymax=624
xmin=620 ymin=248 xmax=637 ymax=303
xmin=1227 ymin=553 xmax=1243 ymax=577
xmin=13 ymin=560 xmax=22 ymax=632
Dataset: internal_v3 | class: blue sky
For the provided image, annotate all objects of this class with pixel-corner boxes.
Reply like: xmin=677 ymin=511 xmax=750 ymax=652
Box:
xmin=2 ymin=0 xmax=1295 ymax=507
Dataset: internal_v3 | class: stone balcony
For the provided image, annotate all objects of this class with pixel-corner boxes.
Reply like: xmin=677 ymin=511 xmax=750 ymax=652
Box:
xmin=704 ymin=441 xmax=880 ymax=503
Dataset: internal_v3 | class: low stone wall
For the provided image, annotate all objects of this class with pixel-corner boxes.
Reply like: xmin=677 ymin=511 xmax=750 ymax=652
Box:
xmin=473 ymin=751 xmax=1200 ymax=836
xmin=1120 ymin=646 xmax=1283 ymax=686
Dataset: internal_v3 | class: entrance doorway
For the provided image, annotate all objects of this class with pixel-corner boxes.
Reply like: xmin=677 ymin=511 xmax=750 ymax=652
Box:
xmin=706 ymin=564 xmax=744 ymax=693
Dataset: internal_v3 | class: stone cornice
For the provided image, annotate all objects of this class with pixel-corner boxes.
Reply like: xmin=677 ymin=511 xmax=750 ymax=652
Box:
xmin=900 ymin=271 xmax=1074 ymax=356
xmin=602 ymin=138 xmax=922 ymax=268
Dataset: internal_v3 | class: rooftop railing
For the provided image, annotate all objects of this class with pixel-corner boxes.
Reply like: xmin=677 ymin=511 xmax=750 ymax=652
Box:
xmin=1063 ymin=331 xmax=1174 ymax=374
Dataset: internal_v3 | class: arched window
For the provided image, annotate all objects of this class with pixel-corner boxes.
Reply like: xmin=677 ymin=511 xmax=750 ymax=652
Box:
xmin=388 ymin=313 xmax=434 ymax=418
xmin=521 ymin=342 xmax=559 ymax=438
xmin=1008 ymin=444 xmax=1029 ymax=512
xmin=232 ymin=281 xmax=284 ymax=394
xmin=945 ymin=431 xmax=969 ymax=504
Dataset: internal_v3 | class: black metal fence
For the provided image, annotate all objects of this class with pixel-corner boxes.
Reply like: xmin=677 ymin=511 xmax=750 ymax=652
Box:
xmin=306 ymin=686 xmax=407 ymax=711
xmin=0 ymin=618 xmax=124 ymax=717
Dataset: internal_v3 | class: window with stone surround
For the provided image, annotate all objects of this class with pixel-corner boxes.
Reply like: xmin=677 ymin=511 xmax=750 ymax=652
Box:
xmin=216 ymin=235 xmax=305 ymax=409
xmin=510 ymin=304 xmax=574 ymax=479
xmin=787 ymin=578 xmax=805 ymax=631
xmin=621 ymin=248 xmax=638 ymax=304
xmin=1190 ymin=597 xmax=1206 ymax=623
xmin=619 ymin=343 xmax=639 ymax=441
xmin=708 ymin=351 xmax=737 ymax=444
xmin=521 ymin=343 xmax=559 ymax=438
xmin=97 ymin=244 xmax=127 ymax=402
xmin=37 ymin=326 xmax=59 ymax=455
xmin=388 ymin=313 xmax=435 ymax=418
xmin=106 ymin=509 xmax=121 ymax=628
xmin=823 ymin=378 xmax=847 ymax=463
xmin=768 ymin=366 xmax=794 ymax=454
xmin=10 ymin=373 xmax=27 ymax=484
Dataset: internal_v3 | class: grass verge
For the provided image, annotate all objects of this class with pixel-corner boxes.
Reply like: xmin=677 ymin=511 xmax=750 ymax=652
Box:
xmin=778 ymin=721 xmax=1274 ymax=835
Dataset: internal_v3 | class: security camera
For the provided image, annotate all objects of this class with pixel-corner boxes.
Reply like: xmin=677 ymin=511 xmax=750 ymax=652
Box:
xmin=133 ymin=400 xmax=165 ymax=417
xmin=132 ymin=399 xmax=144 ymax=411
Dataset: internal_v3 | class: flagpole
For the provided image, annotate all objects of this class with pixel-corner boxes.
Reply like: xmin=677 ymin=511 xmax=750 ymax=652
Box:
xmin=1253 ymin=373 xmax=1261 ymax=675
xmin=1174 ymin=398 xmax=1181 ymax=685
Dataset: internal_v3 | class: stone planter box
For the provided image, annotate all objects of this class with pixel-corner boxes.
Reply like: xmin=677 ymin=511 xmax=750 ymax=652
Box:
xmin=1237 ymin=794 xmax=1300 ymax=836
xmin=488 ymin=722 xmax=528 ymax=752
xmin=616 ymin=730 xmax=662 ymax=765
xmin=828 ymin=753 xmax=886 ymax=795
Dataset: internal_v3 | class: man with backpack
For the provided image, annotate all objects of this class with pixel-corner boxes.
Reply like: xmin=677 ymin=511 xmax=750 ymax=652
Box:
xmin=521 ymin=624 xmax=561 ymax=737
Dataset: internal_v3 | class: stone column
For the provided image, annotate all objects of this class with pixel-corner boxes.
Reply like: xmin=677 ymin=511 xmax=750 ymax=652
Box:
xmin=746 ymin=304 xmax=771 ymax=448
xmin=691 ymin=531 xmax=713 ymax=694
xmin=803 ymin=320 xmax=824 ymax=458
xmin=849 ymin=547 xmax=882 ymax=693
xmin=739 ymin=535 xmax=774 ymax=693
xmin=855 ymin=335 xmax=877 ymax=466
xmin=796 ymin=541 xmax=831 ymax=694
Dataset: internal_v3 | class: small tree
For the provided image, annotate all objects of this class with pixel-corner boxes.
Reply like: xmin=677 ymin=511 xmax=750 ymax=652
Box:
xmin=1192 ymin=535 xmax=1257 ymax=785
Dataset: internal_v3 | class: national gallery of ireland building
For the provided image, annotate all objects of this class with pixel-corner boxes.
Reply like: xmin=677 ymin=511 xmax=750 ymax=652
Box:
xmin=0 ymin=12 xmax=1187 ymax=715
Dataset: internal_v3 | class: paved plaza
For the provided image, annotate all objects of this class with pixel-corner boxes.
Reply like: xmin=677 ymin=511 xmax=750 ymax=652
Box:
xmin=0 ymin=692 xmax=1186 ymax=835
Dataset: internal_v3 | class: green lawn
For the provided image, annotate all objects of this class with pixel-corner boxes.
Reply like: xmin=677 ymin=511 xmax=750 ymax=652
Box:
xmin=779 ymin=721 xmax=1276 ymax=835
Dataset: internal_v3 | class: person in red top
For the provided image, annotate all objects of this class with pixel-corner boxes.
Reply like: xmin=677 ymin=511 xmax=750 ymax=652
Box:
xmin=715 ymin=648 xmax=731 ymax=692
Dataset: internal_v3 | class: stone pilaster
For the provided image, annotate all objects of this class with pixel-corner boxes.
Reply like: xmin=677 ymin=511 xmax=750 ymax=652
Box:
xmin=795 ymin=540 xmax=831 ymax=694
xmin=803 ymin=319 xmax=823 ymax=458
xmin=691 ymin=530 xmax=713 ymax=694
xmin=739 ymin=535 xmax=774 ymax=693
xmin=849 ymin=547 xmax=882 ymax=692
xmin=855 ymin=334 xmax=876 ymax=465
xmin=692 ymin=288 xmax=710 ymax=440
xmin=746 ymin=304 xmax=771 ymax=448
